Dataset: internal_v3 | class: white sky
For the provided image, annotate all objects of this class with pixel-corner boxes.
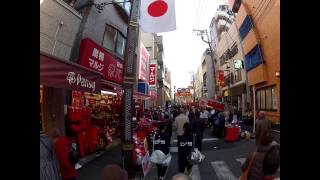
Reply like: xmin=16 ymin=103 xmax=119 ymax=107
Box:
xmin=159 ymin=0 xmax=227 ymax=89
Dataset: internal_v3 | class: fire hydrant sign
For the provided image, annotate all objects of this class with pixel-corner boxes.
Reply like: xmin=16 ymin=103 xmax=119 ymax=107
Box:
xmin=78 ymin=38 xmax=124 ymax=84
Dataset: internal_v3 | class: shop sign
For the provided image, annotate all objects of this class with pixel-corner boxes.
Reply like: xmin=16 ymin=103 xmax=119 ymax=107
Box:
xmin=66 ymin=72 xmax=96 ymax=92
xmin=217 ymin=70 xmax=225 ymax=87
xmin=78 ymin=38 xmax=124 ymax=84
xmin=149 ymin=62 xmax=157 ymax=89
xmin=234 ymin=59 xmax=243 ymax=69
xmin=40 ymin=52 xmax=102 ymax=93
xmin=139 ymin=43 xmax=149 ymax=82
xmin=149 ymin=90 xmax=157 ymax=100
xmin=207 ymin=99 xmax=225 ymax=111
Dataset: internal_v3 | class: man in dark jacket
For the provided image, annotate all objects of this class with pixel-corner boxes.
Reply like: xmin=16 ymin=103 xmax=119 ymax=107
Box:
xmin=191 ymin=110 xmax=205 ymax=151
xmin=256 ymin=111 xmax=271 ymax=146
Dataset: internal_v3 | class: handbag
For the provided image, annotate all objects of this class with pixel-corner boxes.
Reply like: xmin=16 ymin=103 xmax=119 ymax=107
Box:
xmin=239 ymin=152 xmax=256 ymax=180
xmin=187 ymin=134 xmax=205 ymax=165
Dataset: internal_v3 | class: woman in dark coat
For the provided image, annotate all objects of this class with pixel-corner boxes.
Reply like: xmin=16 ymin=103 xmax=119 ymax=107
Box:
xmin=242 ymin=130 xmax=274 ymax=180
xmin=177 ymin=123 xmax=193 ymax=175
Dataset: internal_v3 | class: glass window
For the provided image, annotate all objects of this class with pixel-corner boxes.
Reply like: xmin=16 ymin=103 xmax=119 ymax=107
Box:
xmin=256 ymin=90 xmax=261 ymax=109
xmin=266 ymin=88 xmax=272 ymax=110
xmin=102 ymin=26 xmax=117 ymax=51
xmin=272 ymin=86 xmax=278 ymax=110
xmin=115 ymin=34 xmax=126 ymax=56
xmin=102 ymin=25 xmax=127 ymax=58
xmin=260 ymin=89 xmax=266 ymax=109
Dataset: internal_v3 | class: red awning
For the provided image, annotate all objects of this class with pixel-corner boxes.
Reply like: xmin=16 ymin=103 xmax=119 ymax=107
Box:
xmin=40 ymin=52 xmax=103 ymax=93
xmin=133 ymin=91 xmax=151 ymax=100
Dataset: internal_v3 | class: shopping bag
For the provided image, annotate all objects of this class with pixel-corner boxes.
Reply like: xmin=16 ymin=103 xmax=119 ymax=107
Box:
xmin=150 ymin=150 xmax=166 ymax=164
xmin=187 ymin=134 xmax=205 ymax=165
xmin=161 ymin=153 xmax=172 ymax=166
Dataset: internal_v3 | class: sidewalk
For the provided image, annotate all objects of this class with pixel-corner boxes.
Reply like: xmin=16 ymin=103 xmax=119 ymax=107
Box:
xmin=76 ymin=139 xmax=123 ymax=180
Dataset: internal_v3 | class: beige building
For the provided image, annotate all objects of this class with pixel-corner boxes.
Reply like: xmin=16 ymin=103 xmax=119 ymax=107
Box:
xmin=40 ymin=0 xmax=82 ymax=134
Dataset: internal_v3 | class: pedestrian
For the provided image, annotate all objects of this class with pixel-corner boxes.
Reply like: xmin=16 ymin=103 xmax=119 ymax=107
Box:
xmin=262 ymin=145 xmax=280 ymax=180
xmin=173 ymin=108 xmax=189 ymax=144
xmin=191 ymin=110 xmax=205 ymax=151
xmin=40 ymin=133 xmax=62 ymax=180
xmin=188 ymin=110 xmax=195 ymax=124
xmin=171 ymin=173 xmax=192 ymax=180
xmin=177 ymin=123 xmax=193 ymax=175
xmin=101 ymin=164 xmax=128 ymax=180
xmin=255 ymin=111 xmax=272 ymax=146
xmin=241 ymin=130 xmax=274 ymax=180
xmin=216 ymin=112 xmax=225 ymax=138
xmin=50 ymin=128 xmax=79 ymax=180
xmin=154 ymin=125 xmax=171 ymax=180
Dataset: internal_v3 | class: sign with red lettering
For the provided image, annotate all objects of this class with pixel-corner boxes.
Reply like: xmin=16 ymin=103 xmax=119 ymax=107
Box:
xmin=78 ymin=38 xmax=123 ymax=84
xmin=149 ymin=63 xmax=157 ymax=89
xmin=139 ymin=43 xmax=149 ymax=82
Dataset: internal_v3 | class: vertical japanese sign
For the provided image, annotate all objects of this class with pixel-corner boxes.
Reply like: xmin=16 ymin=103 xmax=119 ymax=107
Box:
xmin=217 ymin=70 xmax=225 ymax=87
xmin=139 ymin=43 xmax=149 ymax=82
xmin=77 ymin=38 xmax=123 ymax=84
xmin=149 ymin=61 xmax=157 ymax=90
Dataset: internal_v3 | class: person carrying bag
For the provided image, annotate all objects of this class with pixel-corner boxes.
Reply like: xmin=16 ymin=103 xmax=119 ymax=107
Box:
xmin=150 ymin=125 xmax=171 ymax=180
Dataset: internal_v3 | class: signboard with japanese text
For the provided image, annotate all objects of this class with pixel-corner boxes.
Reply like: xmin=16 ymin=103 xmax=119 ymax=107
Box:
xmin=40 ymin=52 xmax=102 ymax=93
xmin=217 ymin=70 xmax=225 ymax=87
xmin=149 ymin=62 xmax=157 ymax=89
xmin=77 ymin=38 xmax=124 ymax=84
xmin=176 ymin=88 xmax=192 ymax=97
xmin=139 ymin=43 xmax=149 ymax=82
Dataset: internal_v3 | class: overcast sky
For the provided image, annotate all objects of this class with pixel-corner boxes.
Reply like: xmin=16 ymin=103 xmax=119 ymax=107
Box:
xmin=159 ymin=0 xmax=226 ymax=89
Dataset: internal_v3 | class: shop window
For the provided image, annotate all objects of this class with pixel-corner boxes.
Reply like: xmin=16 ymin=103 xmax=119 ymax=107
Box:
xmin=266 ymin=88 xmax=272 ymax=110
xmin=272 ymin=86 xmax=278 ymax=110
xmin=102 ymin=25 xmax=126 ymax=58
xmin=256 ymin=90 xmax=261 ymax=109
xmin=260 ymin=89 xmax=266 ymax=110
xmin=234 ymin=69 xmax=242 ymax=82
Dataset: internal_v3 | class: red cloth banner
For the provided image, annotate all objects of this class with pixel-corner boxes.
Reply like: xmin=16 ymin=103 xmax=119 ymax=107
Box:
xmin=149 ymin=63 xmax=157 ymax=89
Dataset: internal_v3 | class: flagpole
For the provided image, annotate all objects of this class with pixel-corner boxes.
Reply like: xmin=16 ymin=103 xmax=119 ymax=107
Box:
xmin=121 ymin=0 xmax=140 ymax=178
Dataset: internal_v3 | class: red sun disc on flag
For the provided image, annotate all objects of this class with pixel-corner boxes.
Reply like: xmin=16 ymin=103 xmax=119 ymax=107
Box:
xmin=148 ymin=0 xmax=168 ymax=17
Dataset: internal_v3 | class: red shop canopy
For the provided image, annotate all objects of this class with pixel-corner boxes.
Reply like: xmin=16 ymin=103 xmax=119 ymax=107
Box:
xmin=40 ymin=52 xmax=103 ymax=93
xmin=134 ymin=91 xmax=151 ymax=100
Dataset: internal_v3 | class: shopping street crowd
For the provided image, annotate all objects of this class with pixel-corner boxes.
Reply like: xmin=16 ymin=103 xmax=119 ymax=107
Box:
xmin=40 ymin=104 xmax=280 ymax=180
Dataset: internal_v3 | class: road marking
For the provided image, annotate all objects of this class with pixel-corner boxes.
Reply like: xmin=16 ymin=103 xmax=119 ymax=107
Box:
xmin=170 ymin=147 xmax=178 ymax=153
xmin=173 ymin=138 xmax=219 ymax=143
xmin=211 ymin=161 xmax=237 ymax=180
xmin=235 ymin=158 xmax=246 ymax=165
xmin=191 ymin=165 xmax=201 ymax=180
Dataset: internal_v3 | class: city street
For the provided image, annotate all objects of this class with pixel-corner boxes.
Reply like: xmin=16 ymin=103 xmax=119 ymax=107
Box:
xmin=78 ymin=128 xmax=280 ymax=180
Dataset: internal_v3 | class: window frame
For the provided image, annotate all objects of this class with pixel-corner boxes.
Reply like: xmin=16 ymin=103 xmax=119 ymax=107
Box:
xmin=256 ymin=86 xmax=278 ymax=111
xmin=102 ymin=24 xmax=127 ymax=59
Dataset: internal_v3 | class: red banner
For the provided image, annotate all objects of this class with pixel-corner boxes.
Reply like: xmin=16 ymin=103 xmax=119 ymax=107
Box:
xmin=149 ymin=63 xmax=157 ymax=89
xmin=139 ymin=43 xmax=149 ymax=82
xmin=207 ymin=99 xmax=225 ymax=111
xmin=77 ymin=38 xmax=123 ymax=84
xmin=217 ymin=70 xmax=225 ymax=87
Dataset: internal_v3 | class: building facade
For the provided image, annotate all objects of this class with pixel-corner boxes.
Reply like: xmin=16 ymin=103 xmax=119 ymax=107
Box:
xmin=40 ymin=0 xmax=82 ymax=134
xmin=229 ymin=0 xmax=280 ymax=123
xmin=201 ymin=49 xmax=215 ymax=99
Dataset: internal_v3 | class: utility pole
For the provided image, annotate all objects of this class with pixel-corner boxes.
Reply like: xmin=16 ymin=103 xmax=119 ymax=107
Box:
xmin=121 ymin=0 xmax=140 ymax=178
xmin=193 ymin=29 xmax=218 ymax=95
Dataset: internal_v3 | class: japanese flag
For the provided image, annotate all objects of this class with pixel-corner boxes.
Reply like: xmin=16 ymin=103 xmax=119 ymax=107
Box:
xmin=140 ymin=0 xmax=176 ymax=33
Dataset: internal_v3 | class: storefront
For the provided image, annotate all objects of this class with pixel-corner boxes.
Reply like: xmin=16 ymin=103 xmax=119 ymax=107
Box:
xmin=223 ymin=83 xmax=246 ymax=110
xmin=41 ymin=39 xmax=124 ymax=158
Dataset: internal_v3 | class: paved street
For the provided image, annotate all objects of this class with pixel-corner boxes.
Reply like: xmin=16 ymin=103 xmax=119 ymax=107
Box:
xmin=77 ymin=128 xmax=280 ymax=180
